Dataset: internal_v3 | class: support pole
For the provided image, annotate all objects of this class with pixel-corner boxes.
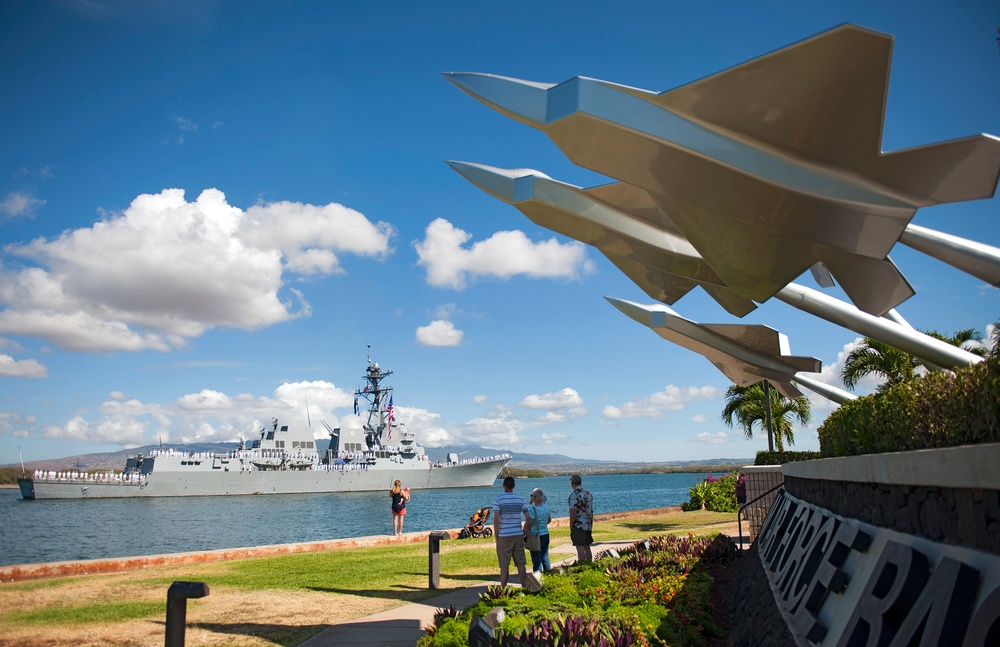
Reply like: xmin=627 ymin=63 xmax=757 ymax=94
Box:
xmin=763 ymin=380 xmax=774 ymax=452
xmin=165 ymin=581 xmax=209 ymax=647
xmin=428 ymin=531 xmax=451 ymax=589
xmin=776 ymin=283 xmax=983 ymax=369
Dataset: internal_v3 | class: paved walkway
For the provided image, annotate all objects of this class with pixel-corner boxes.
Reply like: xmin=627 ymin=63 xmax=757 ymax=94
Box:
xmin=298 ymin=539 xmax=668 ymax=647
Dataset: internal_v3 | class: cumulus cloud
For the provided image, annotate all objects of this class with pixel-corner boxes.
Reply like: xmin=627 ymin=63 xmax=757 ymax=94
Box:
xmin=540 ymin=432 xmax=568 ymax=444
xmin=414 ymin=218 xmax=593 ymax=289
xmin=456 ymin=405 xmax=524 ymax=448
xmin=518 ymin=387 xmax=586 ymax=422
xmin=1 ymin=192 xmax=45 ymax=219
xmin=0 ymin=411 xmax=33 ymax=437
xmin=473 ymin=395 xmax=487 ymax=404
xmin=32 ymin=379 xmax=356 ymax=446
xmin=415 ymin=319 xmax=464 ymax=346
xmin=0 ymin=354 xmax=47 ymax=378
xmin=689 ymin=414 xmax=706 ymax=423
xmin=602 ymin=385 xmax=720 ymax=419
xmin=695 ymin=431 xmax=729 ymax=444
xmin=0 ymin=188 xmax=392 ymax=353
xmin=520 ymin=387 xmax=583 ymax=411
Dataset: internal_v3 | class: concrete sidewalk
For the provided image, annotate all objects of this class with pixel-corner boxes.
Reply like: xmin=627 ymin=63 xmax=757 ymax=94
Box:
xmin=298 ymin=539 xmax=648 ymax=647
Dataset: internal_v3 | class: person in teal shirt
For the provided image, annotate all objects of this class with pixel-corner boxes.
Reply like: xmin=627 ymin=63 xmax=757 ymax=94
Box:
xmin=527 ymin=487 xmax=552 ymax=572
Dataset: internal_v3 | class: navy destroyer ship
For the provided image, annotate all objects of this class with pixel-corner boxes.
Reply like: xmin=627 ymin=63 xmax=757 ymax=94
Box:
xmin=18 ymin=355 xmax=510 ymax=499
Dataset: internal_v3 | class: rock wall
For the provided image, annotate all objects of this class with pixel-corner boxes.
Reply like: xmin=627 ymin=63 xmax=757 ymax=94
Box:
xmin=732 ymin=444 xmax=1000 ymax=646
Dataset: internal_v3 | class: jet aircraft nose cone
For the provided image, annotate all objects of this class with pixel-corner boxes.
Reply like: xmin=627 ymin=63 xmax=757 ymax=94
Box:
xmin=446 ymin=161 xmax=552 ymax=204
xmin=604 ymin=296 xmax=674 ymax=326
xmin=443 ymin=72 xmax=552 ymax=126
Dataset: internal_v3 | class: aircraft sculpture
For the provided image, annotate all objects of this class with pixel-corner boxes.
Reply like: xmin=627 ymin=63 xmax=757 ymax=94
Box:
xmin=449 ymin=161 xmax=983 ymax=369
xmin=445 ymin=24 xmax=1000 ymax=318
xmin=605 ymin=297 xmax=856 ymax=404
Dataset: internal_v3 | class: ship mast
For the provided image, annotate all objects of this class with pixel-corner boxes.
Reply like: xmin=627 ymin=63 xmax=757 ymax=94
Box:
xmin=355 ymin=346 xmax=393 ymax=449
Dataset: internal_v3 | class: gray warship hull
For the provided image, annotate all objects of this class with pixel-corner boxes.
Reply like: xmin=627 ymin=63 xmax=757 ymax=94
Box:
xmin=18 ymin=456 xmax=507 ymax=500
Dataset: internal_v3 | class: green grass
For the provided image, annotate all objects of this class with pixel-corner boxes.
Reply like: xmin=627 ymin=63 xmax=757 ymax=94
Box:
xmin=0 ymin=508 xmax=739 ymax=641
xmin=5 ymin=600 xmax=164 ymax=626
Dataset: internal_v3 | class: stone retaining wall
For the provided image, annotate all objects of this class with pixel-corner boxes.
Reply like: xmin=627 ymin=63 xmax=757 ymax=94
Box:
xmin=734 ymin=444 xmax=1000 ymax=646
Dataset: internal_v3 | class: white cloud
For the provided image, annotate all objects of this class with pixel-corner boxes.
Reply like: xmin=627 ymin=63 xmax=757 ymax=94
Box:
xmin=414 ymin=218 xmax=593 ymax=289
xmin=473 ymin=395 xmax=487 ymax=404
xmin=689 ymin=414 xmax=706 ymax=423
xmin=416 ymin=319 xmax=464 ymax=346
xmin=694 ymin=431 xmax=729 ymax=444
xmin=602 ymin=385 xmax=720 ymax=419
xmin=0 ymin=354 xmax=47 ymax=378
xmin=0 ymin=188 xmax=392 ymax=352
xmin=520 ymin=387 xmax=583 ymax=411
xmin=392 ymin=406 xmax=453 ymax=447
xmin=540 ymin=432 xmax=568 ymax=444
xmin=456 ymin=405 xmax=524 ymax=448
xmin=519 ymin=387 xmax=587 ymax=422
xmin=1 ymin=192 xmax=45 ymax=219
xmin=34 ymin=379 xmax=356 ymax=446
xmin=0 ymin=411 xmax=34 ymax=437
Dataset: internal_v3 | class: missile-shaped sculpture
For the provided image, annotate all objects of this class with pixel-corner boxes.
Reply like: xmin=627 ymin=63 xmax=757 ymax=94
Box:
xmin=604 ymin=296 xmax=850 ymax=402
xmin=447 ymin=160 xmax=756 ymax=316
xmin=445 ymin=25 xmax=1000 ymax=317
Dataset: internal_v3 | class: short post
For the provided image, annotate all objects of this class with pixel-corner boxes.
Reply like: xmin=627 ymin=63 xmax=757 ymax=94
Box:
xmin=428 ymin=531 xmax=451 ymax=589
xmin=165 ymin=581 xmax=209 ymax=647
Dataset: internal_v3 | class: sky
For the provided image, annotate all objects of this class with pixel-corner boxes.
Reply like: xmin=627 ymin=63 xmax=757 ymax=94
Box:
xmin=1 ymin=0 xmax=998 ymax=466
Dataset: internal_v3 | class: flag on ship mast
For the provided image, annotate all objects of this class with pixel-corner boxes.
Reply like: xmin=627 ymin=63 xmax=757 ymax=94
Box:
xmin=386 ymin=394 xmax=395 ymax=440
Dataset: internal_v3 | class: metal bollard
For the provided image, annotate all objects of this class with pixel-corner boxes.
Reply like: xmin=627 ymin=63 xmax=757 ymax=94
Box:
xmin=165 ymin=581 xmax=209 ymax=647
xmin=428 ymin=531 xmax=452 ymax=589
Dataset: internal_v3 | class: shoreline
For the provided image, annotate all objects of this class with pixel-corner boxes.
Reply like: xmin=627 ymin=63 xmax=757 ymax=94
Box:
xmin=0 ymin=506 xmax=682 ymax=583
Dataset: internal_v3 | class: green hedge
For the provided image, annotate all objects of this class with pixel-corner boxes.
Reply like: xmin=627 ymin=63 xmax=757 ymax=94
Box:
xmin=818 ymin=355 xmax=1000 ymax=457
xmin=753 ymin=451 xmax=821 ymax=466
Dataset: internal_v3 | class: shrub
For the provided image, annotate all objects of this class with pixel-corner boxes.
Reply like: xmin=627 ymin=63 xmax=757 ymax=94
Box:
xmin=817 ymin=355 xmax=1000 ymax=457
xmin=754 ymin=450 xmax=821 ymax=465
xmin=681 ymin=473 xmax=738 ymax=513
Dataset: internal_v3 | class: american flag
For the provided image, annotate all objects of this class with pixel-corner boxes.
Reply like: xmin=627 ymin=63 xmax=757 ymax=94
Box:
xmin=386 ymin=394 xmax=395 ymax=440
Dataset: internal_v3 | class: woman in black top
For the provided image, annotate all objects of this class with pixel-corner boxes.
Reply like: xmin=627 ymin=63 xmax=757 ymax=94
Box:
xmin=390 ymin=480 xmax=409 ymax=535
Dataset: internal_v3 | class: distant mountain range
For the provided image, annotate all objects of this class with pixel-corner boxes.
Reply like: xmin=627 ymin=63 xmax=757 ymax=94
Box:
xmin=7 ymin=440 xmax=751 ymax=474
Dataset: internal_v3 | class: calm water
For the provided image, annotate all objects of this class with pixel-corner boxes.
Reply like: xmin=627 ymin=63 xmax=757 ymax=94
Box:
xmin=0 ymin=472 xmax=711 ymax=566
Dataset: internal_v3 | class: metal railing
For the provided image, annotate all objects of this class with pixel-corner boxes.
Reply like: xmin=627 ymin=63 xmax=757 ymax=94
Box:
xmin=737 ymin=482 xmax=785 ymax=552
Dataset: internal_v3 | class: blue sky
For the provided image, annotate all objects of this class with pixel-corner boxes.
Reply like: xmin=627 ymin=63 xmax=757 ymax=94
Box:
xmin=1 ymin=0 xmax=998 ymax=466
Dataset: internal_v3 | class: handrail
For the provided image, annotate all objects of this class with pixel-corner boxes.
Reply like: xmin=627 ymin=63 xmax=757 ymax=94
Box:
xmin=737 ymin=481 xmax=785 ymax=552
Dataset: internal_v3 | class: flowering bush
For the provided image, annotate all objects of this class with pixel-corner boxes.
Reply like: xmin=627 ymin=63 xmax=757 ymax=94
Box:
xmin=681 ymin=473 xmax=739 ymax=513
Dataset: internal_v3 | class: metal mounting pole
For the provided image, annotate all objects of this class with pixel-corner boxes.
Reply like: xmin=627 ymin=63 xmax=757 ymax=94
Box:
xmin=763 ymin=380 xmax=774 ymax=452
xmin=165 ymin=581 xmax=209 ymax=647
xmin=776 ymin=283 xmax=983 ymax=369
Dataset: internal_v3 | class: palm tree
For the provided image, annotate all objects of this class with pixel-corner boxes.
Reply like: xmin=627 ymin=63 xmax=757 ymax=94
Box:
xmin=840 ymin=337 xmax=920 ymax=392
xmin=924 ymin=328 xmax=988 ymax=357
xmin=842 ymin=327 xmax=989 ymax=392
xmin=721 ymin=381 xmax=811 ymax=452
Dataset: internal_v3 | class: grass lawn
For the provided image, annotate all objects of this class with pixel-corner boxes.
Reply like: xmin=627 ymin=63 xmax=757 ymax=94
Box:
xmin=0 ymin=508 xmax=737 ymax=647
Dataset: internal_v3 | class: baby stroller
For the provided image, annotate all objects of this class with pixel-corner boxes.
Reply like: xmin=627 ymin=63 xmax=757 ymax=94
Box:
xmin=458 ymin=506 xmax=493 ymax=539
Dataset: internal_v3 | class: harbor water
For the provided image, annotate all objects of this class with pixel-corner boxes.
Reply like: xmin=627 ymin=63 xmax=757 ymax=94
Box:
xmin=0 ymin=472 xmax=718 ymax=566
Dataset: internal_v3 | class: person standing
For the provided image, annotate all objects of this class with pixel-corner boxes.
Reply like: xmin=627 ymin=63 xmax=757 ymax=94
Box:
xmin=493 ymin=475 xmax=531 ymax=587
xmin=528 ymin=487 xmax=552 ymax=572
xmin=390 ymin=480 xmax=408 ymax=535
xmin=568 ymin=474 xmax=594 ymax=563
